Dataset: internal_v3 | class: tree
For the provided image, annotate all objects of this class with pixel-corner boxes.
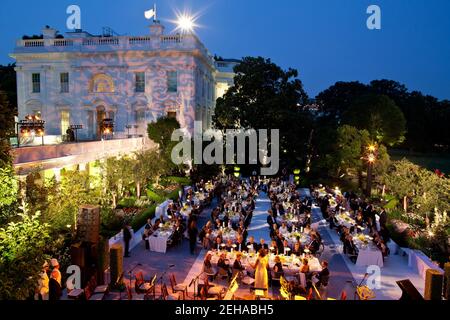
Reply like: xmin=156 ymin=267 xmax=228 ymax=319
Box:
xmin=102 ymin=157 xmax=134 ymax=208
xmin=213 ymin=56 xmax=312 ymax=169
xmin=0 ymin=164 xmax=18 ymax=224
xmin=383 ymin=159 xmax=450 ymax=217
xmin=132 ymin=149 xmax=167 ymax=197
xmin=343 ymin=94 xmax=406 ymax=146
xmin=45 ymin=170 xmax=101 ymax=231
xmin=147 ymin=116 xmax=181 ymax=174
xmin=316 ymin=81 xmax=370 ymax=122
xmin=0 ymin=206 xmax=50 ymax=300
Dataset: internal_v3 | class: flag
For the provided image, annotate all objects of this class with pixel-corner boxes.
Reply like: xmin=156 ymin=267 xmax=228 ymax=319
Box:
xmin=144 ymin=8 xmax=155 ymax=20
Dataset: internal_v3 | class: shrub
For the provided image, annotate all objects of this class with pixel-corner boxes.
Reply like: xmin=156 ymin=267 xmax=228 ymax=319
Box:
xmin=146 ymin=189 xmax=164 ymax=203
xmin=131 ymin=204 xmax=157 ymax=231
xmin=117 ymin=197 xmax=136 ymax=209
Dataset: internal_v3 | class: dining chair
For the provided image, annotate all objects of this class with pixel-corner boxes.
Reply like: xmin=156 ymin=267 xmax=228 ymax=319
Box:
xmin=203 ymin=278 xmax=224 ymax=300
xmin=169 ymin=274 xmax=188 ymax=300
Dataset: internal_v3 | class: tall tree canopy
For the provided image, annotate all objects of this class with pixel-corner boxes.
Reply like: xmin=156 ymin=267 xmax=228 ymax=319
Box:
xmin=343 ymin=94 xmax=406 ymax=146
xmin=315 ymin=79 xmax=450 ymax=152
xmin=213 ymin=56 xmax=312 ymax=169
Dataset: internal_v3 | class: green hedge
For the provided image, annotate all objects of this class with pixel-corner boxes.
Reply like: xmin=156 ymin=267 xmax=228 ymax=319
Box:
xmin=146 ymin=189 xmax=165 ymax=203
xmin=131 ymin=204 xmax=157 ymax=231
xmin=129 ymin=187 xmax=181 ymax=231
xmin=166 ymin=176 xmax=191 ymax=185
xmin=117 ymin=197 xmax=136 ymax=209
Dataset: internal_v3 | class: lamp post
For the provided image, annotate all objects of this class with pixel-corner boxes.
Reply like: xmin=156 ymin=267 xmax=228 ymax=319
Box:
xmin=365 ymin=144 xmax=377 ymax=197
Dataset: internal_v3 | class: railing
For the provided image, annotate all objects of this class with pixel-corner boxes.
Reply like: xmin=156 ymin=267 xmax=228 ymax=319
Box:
xmin=129 ymin=36 xmax=152 ymax=45
xmin=82 ymin=37 xmax=120 ymax=46
xmin=17 ymin=34 xmax=213 ymax=62
xmin=161 ymin=35 xmax=182 ymax=43
xmin=53 ymin=39 xmax=74 ymax=47
xmin=24 ymin=40 xmax=44 ymax=47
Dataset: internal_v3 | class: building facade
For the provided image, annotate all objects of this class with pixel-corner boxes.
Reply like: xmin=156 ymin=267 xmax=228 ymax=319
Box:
xmin=11 ymin=23 xmax=237 ymax=144
xmin=10 ymin=23 xmax=238 ymax=177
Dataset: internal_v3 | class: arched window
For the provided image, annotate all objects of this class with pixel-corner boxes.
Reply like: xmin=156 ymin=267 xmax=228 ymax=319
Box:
xmin=90 ymin=74 xmax=115 ymax=93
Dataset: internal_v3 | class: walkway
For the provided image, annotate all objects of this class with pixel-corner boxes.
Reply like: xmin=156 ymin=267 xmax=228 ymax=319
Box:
xmin=247 ymin=192 xmax=272 ymax=243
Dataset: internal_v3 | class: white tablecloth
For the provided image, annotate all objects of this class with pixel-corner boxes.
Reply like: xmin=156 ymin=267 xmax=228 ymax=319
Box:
xmin=209 ymin=251 xmax=322 ymax=276
xmin=148 ymin=233 xmax=171 ymax=253
xmin=356 ymin=248 xmax=384 ymax=267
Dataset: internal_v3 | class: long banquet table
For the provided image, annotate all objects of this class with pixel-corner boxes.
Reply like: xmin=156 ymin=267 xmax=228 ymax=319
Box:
xmin=207 ymin=250 xmax=322 ymax=276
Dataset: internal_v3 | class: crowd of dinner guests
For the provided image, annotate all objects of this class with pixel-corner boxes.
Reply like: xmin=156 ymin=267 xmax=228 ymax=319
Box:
xmin=201 ymin=177 xmax=330 ymax=297
xmin=313 ymin=185 xmax=391 ymax=263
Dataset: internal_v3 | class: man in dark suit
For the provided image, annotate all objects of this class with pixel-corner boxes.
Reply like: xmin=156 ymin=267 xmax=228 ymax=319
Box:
xmin=377 ymin=207 xmax=387 ymax=230
xmin=315 ymin=261 xmax=330 ymax=288
xmin=246 ymin=236 xmax=257 ymax=252
xmin=123 ymin=222 xmax=132 ymax=258
xmin=258 ymin=238 xmax=269 ymax=252
xmin=307 ymin=234 xmax=321 ymax=254
xmin=267 ymin=210 xmax=277 ymax=238
xmin=48 ymin=270 xmax=62 ymax=301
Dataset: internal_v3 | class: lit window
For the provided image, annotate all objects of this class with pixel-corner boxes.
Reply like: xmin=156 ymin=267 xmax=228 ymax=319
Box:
xmin=167 ymin=111 xmax=177 ymax=119
xmin=60 ymin=73 xmax=69 ymax=93
xmin=167 ymin=71 xmax=177 ymax=93
xmin=61 ymin=110 xmax=70 ymax=135
xmin=32 ymin=73 xmax=40 ymax=93
xmin=135 ymin=72 xmax=145 ymax=93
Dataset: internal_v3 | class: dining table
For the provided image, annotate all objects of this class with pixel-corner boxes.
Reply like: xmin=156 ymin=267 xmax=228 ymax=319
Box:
xmin=148 ymin=228 xmax=174 ymax=253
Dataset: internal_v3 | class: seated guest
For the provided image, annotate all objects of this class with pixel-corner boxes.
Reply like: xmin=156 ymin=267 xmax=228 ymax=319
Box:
xmin=153 ymin=218 xmax=162 ymax=231
xmin=203 ymin=253 xmax=215 ymax=276
xmin=282 ymin=239 xmax=291 ymax=255
xmin=215 ymin=218 xmax=222 ymax=230
xmin=235 ymin=235 xmax=245 ymax=252
xmin=273 ymin=256 xmax=284 ymax=276
xmin=214 ymin=236 xmax=223 ymax=251
xmin=270 ymin=240 xmax=280 ymax=255
xmin=299 ymin=258 xmax=310 ymax=274
xmin=258 ymin=238 xmax=269 ymax=253
xmin=279 ymin=222 xmax=289 ymax=235
xmin=292 ymin=242 xmax=303 ymax=256
xmin=233 ymin=252 xmax=246 ymax=275
xmin=343 ymin=235 xmax=358 ymax=262
xmin=314 ymin=261 xmax=330 ymax=288
xmin=225 ymin=239 xmax=234 ymax=252
xmin=217 ymin=253 xmax=232 ymax=280
xmin=246 ymin=236 xmax=257 ymax=253
xmin=307 ymin=234 xmax=321 ymax=254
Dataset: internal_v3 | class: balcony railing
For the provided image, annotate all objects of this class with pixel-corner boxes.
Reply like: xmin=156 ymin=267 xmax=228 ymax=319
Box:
xmin=16 ymin=34 xmax=208 ymax=56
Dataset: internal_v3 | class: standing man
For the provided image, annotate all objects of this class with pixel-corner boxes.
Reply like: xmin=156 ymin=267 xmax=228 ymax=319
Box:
xmin=123 ymin=222 xmax=132 ymax=258
xmin=377 ymin=207 xmax=387 ymax=231
xmin=143 ymin=218 xmax=152 ymax=250
xmin=188 ymin=220 xmax=198 ymax=255
xmin=49 ymin=269 xmax=62 ymax=300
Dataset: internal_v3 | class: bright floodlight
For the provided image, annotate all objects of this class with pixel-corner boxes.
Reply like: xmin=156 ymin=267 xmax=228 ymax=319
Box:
xmin=177 ymin=14 xmax=194 ymax=33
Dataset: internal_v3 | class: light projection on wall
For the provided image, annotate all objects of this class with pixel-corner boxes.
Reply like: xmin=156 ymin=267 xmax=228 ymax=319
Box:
xmin=90 ymin=74 xmax=115 ymax=93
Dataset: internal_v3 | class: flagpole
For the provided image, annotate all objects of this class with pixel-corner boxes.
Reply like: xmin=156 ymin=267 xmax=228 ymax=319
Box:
xmin=154 ymin=3 xmax=157 ymax=22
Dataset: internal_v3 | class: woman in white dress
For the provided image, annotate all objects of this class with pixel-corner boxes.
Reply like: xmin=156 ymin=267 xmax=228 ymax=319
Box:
xmin=251 ymin=249 xmax=269 ymax=296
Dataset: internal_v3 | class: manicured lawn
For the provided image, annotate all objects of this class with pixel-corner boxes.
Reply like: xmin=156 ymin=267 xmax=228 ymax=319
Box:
xmin=389 ymin=149 xmax=450 ymax=173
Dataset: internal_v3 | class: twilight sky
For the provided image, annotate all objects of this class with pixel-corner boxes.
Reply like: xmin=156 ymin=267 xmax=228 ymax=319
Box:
xmin=1 ymin=0 xmax=449 ymax=100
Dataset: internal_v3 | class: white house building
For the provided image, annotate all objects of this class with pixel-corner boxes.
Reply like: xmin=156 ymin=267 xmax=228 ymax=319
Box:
xmin=10 ymin=22 xmax=238 ymax=176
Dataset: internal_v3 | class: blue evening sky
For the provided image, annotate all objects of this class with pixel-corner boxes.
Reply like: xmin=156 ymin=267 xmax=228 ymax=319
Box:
xmin=1 ymin=0 xmax=449 ymax=99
